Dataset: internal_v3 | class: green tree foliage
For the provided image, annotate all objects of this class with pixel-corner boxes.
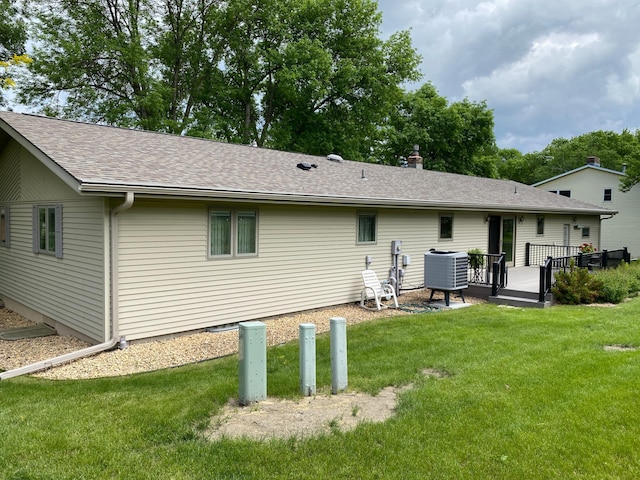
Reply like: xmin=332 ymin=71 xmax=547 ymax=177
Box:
xmin=20 ymin=0 xmax=421 ymax=160
xmin=498 ymin=130 xmax=640 ymax=187
xmin=379 ymin=83 xmax=497 ymax=176
xmin=0 ymin=0 xmax=28 ymax=103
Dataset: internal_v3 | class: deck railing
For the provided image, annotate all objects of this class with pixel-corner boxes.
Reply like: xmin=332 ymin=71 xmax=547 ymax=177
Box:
xmin=468 ymin=252 xmax=507 ymax=295
xmin=525 ymin=243 xmax=582 ymax=266
xmin=538 ymin=247 xmax=630 ymax=302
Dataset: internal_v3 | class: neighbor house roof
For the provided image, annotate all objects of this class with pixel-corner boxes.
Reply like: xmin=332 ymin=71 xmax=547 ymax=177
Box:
xmin=0 ymin=112 xmax=615 ymax=215
xmin=532 ymin=164 xmax=625 ymax=187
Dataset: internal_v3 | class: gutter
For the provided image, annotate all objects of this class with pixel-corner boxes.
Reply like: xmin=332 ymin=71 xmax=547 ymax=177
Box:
xmin=0 ymin=192 xmax=135 ymax=380
xmin=77 ymin=183 xmax=616 ymax=216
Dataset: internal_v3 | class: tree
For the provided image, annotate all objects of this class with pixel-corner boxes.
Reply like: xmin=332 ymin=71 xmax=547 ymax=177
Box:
xmin=498 ymin=130 xmax=640 ymax=188
xmin=20 ymin=0 xmax=421 ymax=160
xmin=0 ymin=0 xmax=28 ymax=104
xmin=379 ymin=82 xmax=497 ymax=176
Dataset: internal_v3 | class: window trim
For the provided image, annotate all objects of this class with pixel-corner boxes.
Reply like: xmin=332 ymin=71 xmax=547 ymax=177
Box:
xmin=0 ymin=206 xmax=9 ymax=247
xmin=356 ymin=212 xmax=377 ymax=245
xmin=536 ymin=216 xmax=545 ymax=236
xmin=208 ymin=207 xmax=258 ymax=258
xmin=32 ymin=204 xmax=63 ymax=258
xmin=548 ymin=189 xmax=571 ymax=198
xmin=439 ymin=213 xmax=453 ymax=241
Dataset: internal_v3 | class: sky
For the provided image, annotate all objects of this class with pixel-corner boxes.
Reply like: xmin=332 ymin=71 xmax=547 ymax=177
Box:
xmin=376 ymin=0 xmax=640 ymax=153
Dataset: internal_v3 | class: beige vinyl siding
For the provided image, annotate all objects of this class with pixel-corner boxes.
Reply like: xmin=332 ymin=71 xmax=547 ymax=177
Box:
xmin=116 ymin=203 xmax=499 ymax=339
xmin=117 ymin=201 xmax=367 ymax=339
xmin=515 ymin=214 xmax=600 ymax=264
xmin=537 ymin=168 xmax=637 ymax=256
xmin=0 ymin=141 xmax=107 ymax=341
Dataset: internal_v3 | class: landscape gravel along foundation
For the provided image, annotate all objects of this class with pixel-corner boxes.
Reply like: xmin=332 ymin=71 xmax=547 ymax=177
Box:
xmin=0 ymin=291 xmax=484 ymax=380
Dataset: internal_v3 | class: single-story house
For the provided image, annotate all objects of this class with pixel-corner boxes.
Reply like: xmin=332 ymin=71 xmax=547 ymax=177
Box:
xmin=0 ymin=112 xmax=616 ymax=348
xmin=533 ymin=156 xmax=636 ymax=257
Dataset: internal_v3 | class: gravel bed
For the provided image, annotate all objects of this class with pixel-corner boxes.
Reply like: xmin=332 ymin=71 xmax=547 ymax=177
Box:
xmin=0 ymin=291 xmax=482 ymax=380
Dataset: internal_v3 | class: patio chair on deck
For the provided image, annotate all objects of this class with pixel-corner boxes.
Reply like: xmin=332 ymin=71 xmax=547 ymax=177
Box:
xmin=360 ymin=269 xmax=398 ymax=311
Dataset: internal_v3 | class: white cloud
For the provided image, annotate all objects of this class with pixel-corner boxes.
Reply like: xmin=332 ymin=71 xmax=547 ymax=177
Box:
xmin=377 ymin=0 xmax=640 ymax=152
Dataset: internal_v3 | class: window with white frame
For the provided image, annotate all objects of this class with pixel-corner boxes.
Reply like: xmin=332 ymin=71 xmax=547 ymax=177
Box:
xmin=33 ymin=204 xmax=62 ymax=258
xmin=0 ymin=206 xmax=9 ymax=247
xmin=209 ymin=208 xmax=258 ymax=257
xmin=439 ymin=214 xmax=453 ymax=240
xmin=357 ymin=213 xmax=377 ymax=244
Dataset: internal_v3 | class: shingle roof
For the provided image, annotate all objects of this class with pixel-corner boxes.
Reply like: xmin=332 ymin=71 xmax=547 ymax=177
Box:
xmin=0 ymin=112 xmax=615 ymax=214
xmin=532 ymin=164 xmax=625 ymax=186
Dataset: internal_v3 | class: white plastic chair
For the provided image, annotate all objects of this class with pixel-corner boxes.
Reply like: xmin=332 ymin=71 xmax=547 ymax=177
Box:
xmin=360 ymin=269 xmax=398 ymax=311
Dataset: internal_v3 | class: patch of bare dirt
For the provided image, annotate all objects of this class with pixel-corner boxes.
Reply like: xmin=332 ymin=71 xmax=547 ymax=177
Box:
xmin=603 ymin=344 xmax=638 ymax=352
xmin=204 ymin=368 xmax=449 ymax=441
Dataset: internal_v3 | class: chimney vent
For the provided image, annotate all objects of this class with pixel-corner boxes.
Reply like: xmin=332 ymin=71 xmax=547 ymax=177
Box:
xmin=407 ymin=144 xmax=423 ymax=170
xmin=586 ymin=156 xmax=601 ymax=167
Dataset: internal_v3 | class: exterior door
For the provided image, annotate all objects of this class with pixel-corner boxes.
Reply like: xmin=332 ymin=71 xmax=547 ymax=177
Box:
xmin=563 ymin=224 xmax=571 ymax=256
xmin=488 ymin=215 xmax=515 ymax=266
xmin=502 ymin=217 xmax=515 ymax=265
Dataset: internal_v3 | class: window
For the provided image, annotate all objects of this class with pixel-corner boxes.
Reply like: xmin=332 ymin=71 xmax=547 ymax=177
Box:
xmin=537 ymin=216 xmax=545 ymax=236
xmin=209 ymin=208 xmax=257 ymax=257
xmin=357 ymin=213 xmax=376 ymax=244
xmin=582 ymin=227 xmax=590 ymax=238
xmin=549 ymin=190 xmax=571 ymax=197
xmin=33 ymin=205 xmax=62 ymax=258
xmin=603 ymin=188 xmax=612 ymax=202
xmin=0 ymin=206 xmax=9 ymax=247
xmin=439 ymin=214 xmax=453 ymax=240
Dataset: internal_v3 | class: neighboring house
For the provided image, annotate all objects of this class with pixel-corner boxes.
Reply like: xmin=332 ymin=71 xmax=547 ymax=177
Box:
xmin=533 ymin=156 xmax=637 ymax=258
xmin=0 ymin=112 xmax=615 ymax=345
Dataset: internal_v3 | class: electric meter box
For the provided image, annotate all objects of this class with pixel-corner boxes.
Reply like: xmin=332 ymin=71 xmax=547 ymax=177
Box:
xmin=391 ymin=240 xmax=402 ymax=254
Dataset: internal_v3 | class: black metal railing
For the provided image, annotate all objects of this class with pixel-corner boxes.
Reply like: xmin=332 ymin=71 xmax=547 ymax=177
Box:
xmin=468 ymin=252 xmax=507 ymax=295
xmin=525 ymin=243 xmax=582 ymax=266
xmin=539 ymin=256 xmax=554 ymax=302
xmin=538 ymin=247 xmax=631 ymax=302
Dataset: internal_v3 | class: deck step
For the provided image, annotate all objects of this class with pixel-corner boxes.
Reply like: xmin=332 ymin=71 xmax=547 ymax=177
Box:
xmin=488 ymin=295 xmax=551 ymax=308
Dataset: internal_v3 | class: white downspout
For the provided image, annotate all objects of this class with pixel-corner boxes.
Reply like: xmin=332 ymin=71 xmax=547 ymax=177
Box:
xmin=1 ymin=192 xmax=135 ymax=380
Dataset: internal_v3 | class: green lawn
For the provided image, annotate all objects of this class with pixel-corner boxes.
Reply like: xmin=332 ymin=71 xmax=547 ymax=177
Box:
xmin=2 ymin=300 xmax=640 ymax=479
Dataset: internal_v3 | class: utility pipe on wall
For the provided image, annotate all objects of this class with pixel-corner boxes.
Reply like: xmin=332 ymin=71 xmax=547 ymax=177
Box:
xmin=0 ymin=192 xmax=135 ymax=380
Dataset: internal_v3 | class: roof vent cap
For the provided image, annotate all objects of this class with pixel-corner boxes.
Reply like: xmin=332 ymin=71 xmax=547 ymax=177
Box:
xmin=297 ymin=162 xmax=318 ymax=171
xmin=327 ymin=154 xmax=343 ymax=162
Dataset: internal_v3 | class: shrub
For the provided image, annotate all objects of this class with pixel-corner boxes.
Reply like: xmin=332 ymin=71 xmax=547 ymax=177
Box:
xmin=552 ymin=261 xmax=602 ymax=305
xmin=592 ymin=262 xmax=640 ymax=303
xmin=468 ymin=248 xmax=484 ymax=269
